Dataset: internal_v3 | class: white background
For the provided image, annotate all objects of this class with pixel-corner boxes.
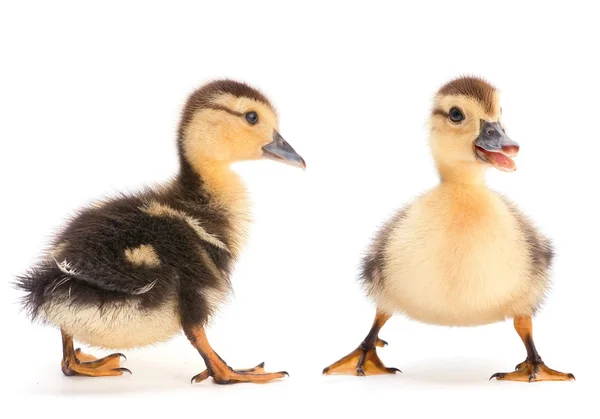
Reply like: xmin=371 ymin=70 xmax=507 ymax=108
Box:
xmin=1 ymin=1 xmax=598 ymax=417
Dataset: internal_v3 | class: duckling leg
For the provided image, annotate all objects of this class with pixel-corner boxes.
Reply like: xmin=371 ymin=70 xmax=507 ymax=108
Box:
xmin=490 ymin=316 xmax=575 ymax=382
xmin=185 ymin=326 xmax=288 ymax=385
xmin=322 ymin=311 xmax=400 ymax=376
xmin=60 ymin=330 xmax=130 ymax=377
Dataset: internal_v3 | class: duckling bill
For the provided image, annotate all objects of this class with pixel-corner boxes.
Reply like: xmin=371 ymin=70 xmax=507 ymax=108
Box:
xmin=323 ymin=76 xmax=574 ymax=382
xmin=17 ymin=79 xmax=304 ymax=384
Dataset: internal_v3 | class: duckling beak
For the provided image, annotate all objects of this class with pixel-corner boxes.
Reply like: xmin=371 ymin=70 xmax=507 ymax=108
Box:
xmin=262 ymin=132 xmax=306 ymax=170
xmin=474 ymin=121 xmax=520 ymax=172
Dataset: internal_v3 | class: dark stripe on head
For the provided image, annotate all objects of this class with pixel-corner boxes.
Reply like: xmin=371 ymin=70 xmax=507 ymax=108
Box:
xmin=438 ymin=76 xmax=496 ymax=113
xmin=178 ymin=79 xmax=274 ymax=136
xmin=432 ymin=108 xmax=449 ymax=118
xmin=205 ymin=104 xmax=244 ymax=117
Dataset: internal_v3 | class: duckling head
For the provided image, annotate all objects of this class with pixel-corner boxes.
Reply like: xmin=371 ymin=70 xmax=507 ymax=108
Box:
xmin=429 ymin=76 xmax=519 ymax=178
xmin=178 ymin=79 xmax=305 ymax=172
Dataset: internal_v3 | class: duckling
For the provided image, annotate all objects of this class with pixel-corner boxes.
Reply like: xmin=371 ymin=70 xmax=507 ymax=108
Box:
xmin=323 ymin=76 xmax=574 ymax=382
xmin=17 ymin=79 xmax=305 ymax=384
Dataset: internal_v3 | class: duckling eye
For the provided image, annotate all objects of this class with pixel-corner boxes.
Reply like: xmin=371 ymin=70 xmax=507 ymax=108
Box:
xmin=449 ymin=107 xmax=464 ymax=123
xmin=245 ymin=111 xmax=258 ymax=125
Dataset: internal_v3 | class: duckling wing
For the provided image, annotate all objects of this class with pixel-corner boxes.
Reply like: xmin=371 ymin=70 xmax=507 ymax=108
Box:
xmin=500 ymin=196 xmax=554 ymax=281
xmin=44 ymin=208 xmax=168 ymax=297
xmin=15 ymin=202 xmax=172 ymax=319
xmin=50 ymin=242 xmax=163 ymax=296
xmin=360 ymin=205 xmax=411 ymax=295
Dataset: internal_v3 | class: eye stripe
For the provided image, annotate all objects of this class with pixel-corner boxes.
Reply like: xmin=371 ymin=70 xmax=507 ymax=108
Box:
xmin=205 ymin=104 xmax=244 ymax=117
xmin=432 ymin=108 xmax=449 ymax=117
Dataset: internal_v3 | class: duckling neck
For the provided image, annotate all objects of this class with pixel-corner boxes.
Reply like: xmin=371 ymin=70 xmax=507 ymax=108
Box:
xmin=178 ymin=156 xmax=249 ymax=210
xmin=196 ymin=161 xmax=248 ymax=210
xmin=436 ymin=162 xmax=487 ymax=185
xmin=178 ymin=156 xmax=251 ymax=256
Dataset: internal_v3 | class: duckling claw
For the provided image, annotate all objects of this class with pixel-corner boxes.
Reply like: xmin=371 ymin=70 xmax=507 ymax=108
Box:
xmin=376 ymin=338 xmax=388 ymax=348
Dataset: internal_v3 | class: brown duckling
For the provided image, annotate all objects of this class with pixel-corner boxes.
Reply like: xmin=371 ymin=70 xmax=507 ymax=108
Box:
xmin=17 ymin=79 xmax=305 ymax=384
xmin=323 ymin=76 xmax=574 ymax=382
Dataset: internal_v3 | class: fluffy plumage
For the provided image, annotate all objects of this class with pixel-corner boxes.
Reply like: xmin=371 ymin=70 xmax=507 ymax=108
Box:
xmin=16 ymin=79 xmax=293 ymax=350
xmin=18 ymin=181 xmax=235 ymax=347
xmin=361 ymin=76 xmax=552 ymax=326
xmin=362 ymin=188 xmax=553 ymax=326
xmin=324 ymin=76 xmax=572 ymax=381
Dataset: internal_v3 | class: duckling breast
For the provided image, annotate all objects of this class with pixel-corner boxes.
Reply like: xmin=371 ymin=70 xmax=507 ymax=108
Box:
xmin=374 ymin=186 xmax=548 ymax=326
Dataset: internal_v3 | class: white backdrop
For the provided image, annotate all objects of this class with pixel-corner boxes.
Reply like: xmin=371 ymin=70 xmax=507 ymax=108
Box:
xmin=1 ymin=1 xmax=598 ymax=417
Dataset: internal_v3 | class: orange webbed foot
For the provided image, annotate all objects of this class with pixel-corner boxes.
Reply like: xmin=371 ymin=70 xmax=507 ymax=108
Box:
xmin=323 ymin=340 xmax=400 ymax=376
xmin=192 ymin=362 xmax=288 ymax=385
xmin=61 ymin=348 xmax=130 ymax=377
xmin=490 ymin=359 xmax=575 ymax=382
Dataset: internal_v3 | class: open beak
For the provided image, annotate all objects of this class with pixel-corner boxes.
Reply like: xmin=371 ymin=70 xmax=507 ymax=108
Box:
xmin=262 ymin=132 xmax=306 ymax=170
xmin=474 ymin=120 xmax=520 ymax=172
